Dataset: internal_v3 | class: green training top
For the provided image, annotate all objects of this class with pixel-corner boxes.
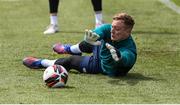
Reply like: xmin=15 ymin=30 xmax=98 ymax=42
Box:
xmin=93 ymin=24 xmax=137 ymax=75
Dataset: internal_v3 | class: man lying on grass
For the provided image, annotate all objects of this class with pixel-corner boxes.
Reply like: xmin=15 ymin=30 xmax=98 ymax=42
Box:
xmin=23 ymin=12 xmax=137 ymax=77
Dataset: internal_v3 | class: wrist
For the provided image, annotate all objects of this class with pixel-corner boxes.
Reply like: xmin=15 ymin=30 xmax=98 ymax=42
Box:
xmin=115 ymin=49 xmax=121 ymax=59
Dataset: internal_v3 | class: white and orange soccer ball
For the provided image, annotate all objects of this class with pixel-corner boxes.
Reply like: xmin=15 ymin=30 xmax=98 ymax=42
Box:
xmin=43 ymin=65 xmax=68 ymax=88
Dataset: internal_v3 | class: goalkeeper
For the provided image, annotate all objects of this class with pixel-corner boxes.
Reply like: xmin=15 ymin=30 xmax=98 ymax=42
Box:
xmin=23 ymin=12 xmax=137 ymax=76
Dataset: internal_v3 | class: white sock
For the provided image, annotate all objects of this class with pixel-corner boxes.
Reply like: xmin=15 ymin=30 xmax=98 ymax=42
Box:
xmin=50 ymin=15 xmax=58 ymax=25
xmin=41 ymin=59 xmax=57 ymax=68
xmin=95 ymin=11 xmax=103 ymax=24
xmin=70 ymin=43 xmax=81 ymax=54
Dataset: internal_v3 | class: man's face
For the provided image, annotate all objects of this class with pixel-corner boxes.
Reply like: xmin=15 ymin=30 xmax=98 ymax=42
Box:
xmin=111 ymin=20 xmax=131 ymax=41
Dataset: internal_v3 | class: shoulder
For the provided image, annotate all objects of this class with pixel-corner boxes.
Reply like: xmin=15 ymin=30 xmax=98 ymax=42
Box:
xmin=92 ymin=24 xmax=112 ymax=38
xmin=93 ymin=24 xmax=111 ymax=32
xmin=99 ymin=24 xmax=111 ymax=30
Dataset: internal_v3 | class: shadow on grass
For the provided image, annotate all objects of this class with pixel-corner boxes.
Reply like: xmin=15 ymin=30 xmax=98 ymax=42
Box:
xmin=133 ymin=30 xmax=178 ymax=35
xmin=58 ymin=30 xmax=178 ymax=35
xmin=47 ymin=85 xmax=76 ymax=89
xmin=59 ymin=30 xmax=84 ymax=34
xmin=108 ymin=73 xmax=164 ymax=86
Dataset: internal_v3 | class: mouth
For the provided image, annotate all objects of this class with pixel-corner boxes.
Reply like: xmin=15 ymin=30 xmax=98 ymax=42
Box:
xmin=111 ymin=35 xmax=116 ymax=40
xmin=111 ymin=34 xmax=115 ymax=38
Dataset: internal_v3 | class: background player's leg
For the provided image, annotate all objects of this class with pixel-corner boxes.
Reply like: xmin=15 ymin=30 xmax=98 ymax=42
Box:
xmin=44 ymin=0 xmax=60 ymax=34
xmin=91 ymin=0 xmax=103 ymax=28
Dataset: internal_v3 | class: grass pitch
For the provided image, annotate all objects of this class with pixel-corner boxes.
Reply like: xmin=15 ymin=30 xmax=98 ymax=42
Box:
xmin=172 ymin=0 xmax=180 ymax=6
xmin=0 ymin=0 xmax=180 ymax=104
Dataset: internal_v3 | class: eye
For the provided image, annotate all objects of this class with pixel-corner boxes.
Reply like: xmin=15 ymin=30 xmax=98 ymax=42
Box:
xmin=113 ymin=27 xmax=119 ymax=31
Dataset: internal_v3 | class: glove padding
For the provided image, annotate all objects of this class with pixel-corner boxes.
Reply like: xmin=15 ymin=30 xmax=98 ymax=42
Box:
xmin=105 ymin=43 xmax=121 ymax=61
xmin=84 ymin=29 xmax=101 ymax=45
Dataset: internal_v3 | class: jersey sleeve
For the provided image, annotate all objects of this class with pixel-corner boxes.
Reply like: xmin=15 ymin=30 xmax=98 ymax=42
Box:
xmin=92 ymin=24 xmax=111 ymax=40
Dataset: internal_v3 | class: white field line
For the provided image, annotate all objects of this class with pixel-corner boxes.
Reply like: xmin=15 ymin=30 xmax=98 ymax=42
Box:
xmin=159 ymin=0 xmax=180 ymax=14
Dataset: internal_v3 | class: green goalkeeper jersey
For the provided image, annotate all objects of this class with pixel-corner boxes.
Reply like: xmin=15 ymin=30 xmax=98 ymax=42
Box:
xmin=93 ymin=24 xmax=137 ymax=76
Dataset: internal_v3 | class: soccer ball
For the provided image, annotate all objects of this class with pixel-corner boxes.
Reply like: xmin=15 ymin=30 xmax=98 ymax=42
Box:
xmin=43 ymin=65 xmax=68 ymax=88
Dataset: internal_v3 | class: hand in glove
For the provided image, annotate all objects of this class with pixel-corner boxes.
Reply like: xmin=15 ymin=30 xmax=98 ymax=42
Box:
xmin=105 ymin=43 xmax=121 ymax=61
xmin=84 ymin=29 xmax=101 ymax=45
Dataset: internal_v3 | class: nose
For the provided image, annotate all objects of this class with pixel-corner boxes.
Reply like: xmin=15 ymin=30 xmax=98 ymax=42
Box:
xmin=111 ymin=28 xmax=115 ymax=34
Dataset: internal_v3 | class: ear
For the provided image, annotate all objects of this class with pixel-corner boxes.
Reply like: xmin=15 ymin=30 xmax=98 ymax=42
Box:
xmin=126 ymin=28 xmax=132 ymax=34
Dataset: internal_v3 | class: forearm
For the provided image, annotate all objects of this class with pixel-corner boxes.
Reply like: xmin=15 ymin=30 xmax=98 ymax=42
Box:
xmin=119 ymin=51 xmax=136 ymax=67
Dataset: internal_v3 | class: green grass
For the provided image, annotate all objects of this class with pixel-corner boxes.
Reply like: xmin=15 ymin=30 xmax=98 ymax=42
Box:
xmin=172 ymin=0 xmax=180 ymax=6
xmin=0 ymin=0 xmax=180 ymax=104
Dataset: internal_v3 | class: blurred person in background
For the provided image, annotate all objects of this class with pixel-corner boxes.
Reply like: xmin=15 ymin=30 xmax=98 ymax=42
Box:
xmin=44 ymin=0 xmax=103 ymax=35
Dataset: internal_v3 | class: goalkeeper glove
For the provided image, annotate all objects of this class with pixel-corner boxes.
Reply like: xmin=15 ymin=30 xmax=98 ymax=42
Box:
xmin=105 ymin=43 xmax=121 ymax=61
xmin=84 ymin=29 xmax=101 ymax=45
